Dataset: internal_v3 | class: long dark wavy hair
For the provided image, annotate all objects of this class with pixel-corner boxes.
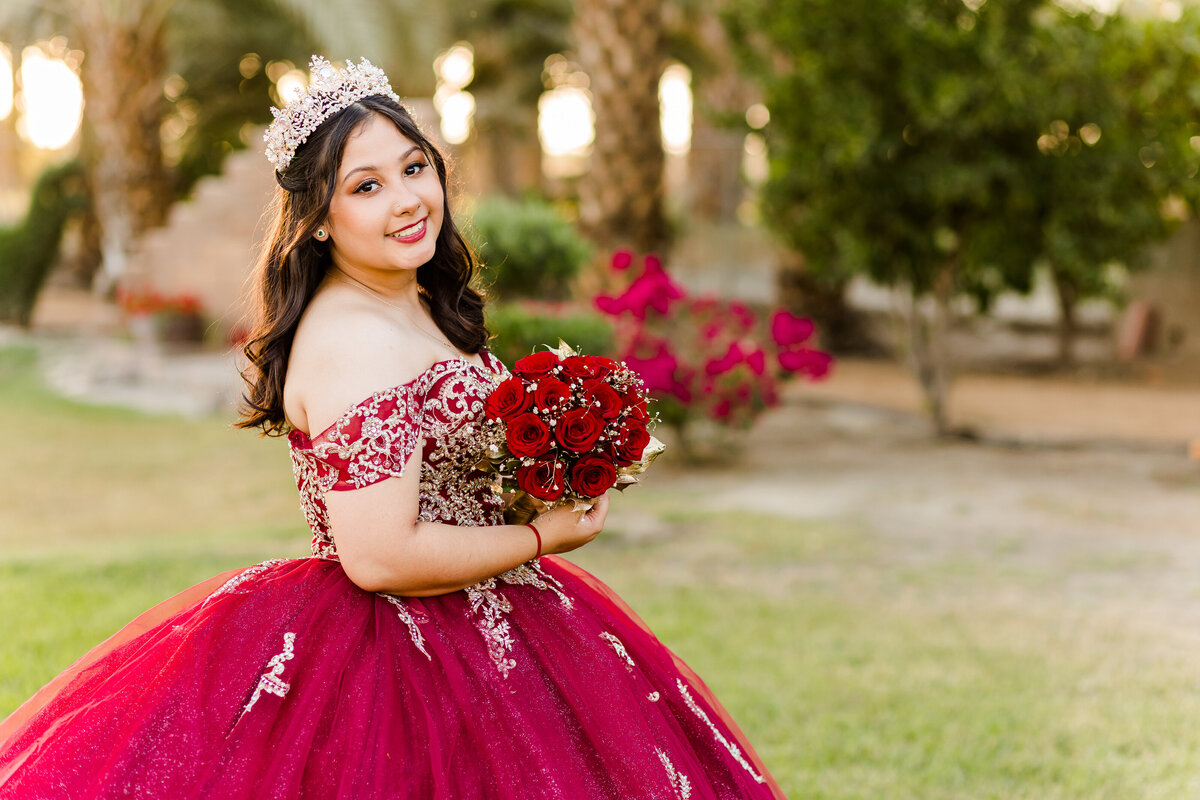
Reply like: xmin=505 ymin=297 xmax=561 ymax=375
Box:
xmin=237 ymin=96 xmax=488 ymax=435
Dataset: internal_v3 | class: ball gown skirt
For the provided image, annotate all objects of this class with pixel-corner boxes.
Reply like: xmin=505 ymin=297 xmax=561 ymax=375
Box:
xmin=0 ymin=354 xmax=785 ymax=799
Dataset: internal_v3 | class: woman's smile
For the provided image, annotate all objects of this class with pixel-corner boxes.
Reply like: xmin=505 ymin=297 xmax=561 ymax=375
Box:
xmin=388 ymin=217 xmax=427 ymax=243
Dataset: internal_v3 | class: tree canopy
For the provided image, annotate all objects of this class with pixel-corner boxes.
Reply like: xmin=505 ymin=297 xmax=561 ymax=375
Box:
xmin=725 ymin=0 xmax=1200 ymax=429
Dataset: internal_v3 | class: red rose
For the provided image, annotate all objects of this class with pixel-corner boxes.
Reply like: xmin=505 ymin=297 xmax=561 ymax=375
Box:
xmin=623 ymin=387 xmax=649 ymax=422
xmin=560 ymin=355 xmax=597 ymax=380
xmin=569 ymin=455 xmax=618 ymax=498
xmin=583 ymin=379 xmax=623 ymax=421
xmin=516 ymin=458 xmax=567 ymax=501
xmin=534 ymin=377 xmax=571 ymax=411
xmin=555 ymin=408 xmax=605 ymax=453
xmin=606 ymin=442 xmax=633 ymax=469
xmin=513 ymin=351 xmax=561 ymax=378
xmin=587 ymin=355 xmax=621 ymax=379
xmin=506 ymin=413 xmax=553 ymax=458
xmin=485 ymin=377 xmax=532 ymax=420
xmin=615 ymin=421 xmax=650 ymax=462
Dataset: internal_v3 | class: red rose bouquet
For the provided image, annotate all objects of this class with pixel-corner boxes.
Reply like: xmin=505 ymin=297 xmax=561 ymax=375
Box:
xmin=480 ymin=341 xmax=664 ymax=524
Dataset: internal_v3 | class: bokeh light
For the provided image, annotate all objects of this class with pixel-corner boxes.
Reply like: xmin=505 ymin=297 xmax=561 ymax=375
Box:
xmin=274 ymin=68 xmax=308 ymax=106
xmin=434 ymin=44 xmax=475 ymax=144
xmin=538 ymin=86 xmax=594 ymax=157
xmin=435 ymin=43 xmax=474 ymax=90
xmin=659 ymin=64 xmax=693 ymax=156
xmin=434 ymin=86 xmax=475 ymax=145
xmin=17 ymin=47 xmax=83 ymax=150
xmin=743 ymin=132 xmax=768 ymax=185
xmin=0 ymin=44 xmax=13 ymax=121
xmin=746 ymin=103 xmax=770 ymax=130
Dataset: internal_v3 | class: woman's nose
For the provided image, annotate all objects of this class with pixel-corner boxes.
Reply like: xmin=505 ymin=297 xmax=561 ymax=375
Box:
xmin=391 ymin=183 xmax=420 ymax=215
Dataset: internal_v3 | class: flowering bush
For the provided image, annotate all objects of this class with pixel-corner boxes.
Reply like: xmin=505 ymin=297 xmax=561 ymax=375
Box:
xmin=116 ymin=288 xmax=203 ymax=318
xmin=116 ymin=287 xmax=206 ymax=344
xmin=594 ymin=250 xmax=832 ymax=432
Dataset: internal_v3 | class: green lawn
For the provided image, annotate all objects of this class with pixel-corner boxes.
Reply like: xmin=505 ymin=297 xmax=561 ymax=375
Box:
xmin=3 ymin=345 xmax=1200 ymax=798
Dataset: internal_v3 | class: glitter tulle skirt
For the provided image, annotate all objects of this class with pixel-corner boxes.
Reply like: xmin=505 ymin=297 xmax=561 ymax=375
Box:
xmin=0 ymin=556 xmax=784 ymax=799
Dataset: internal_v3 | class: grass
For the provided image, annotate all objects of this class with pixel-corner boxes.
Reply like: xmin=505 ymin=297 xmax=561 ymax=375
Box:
xmin=4 ymin=344 xmax=1200 ymax=797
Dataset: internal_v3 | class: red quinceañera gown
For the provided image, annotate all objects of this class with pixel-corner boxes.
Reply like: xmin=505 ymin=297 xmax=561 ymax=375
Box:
xmin=0 ymin=351 xmax=785 ymax=799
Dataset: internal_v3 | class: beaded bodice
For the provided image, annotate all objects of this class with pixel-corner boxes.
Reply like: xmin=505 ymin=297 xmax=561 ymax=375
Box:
xmin=287 ymin=353 xmax=508 ymax=559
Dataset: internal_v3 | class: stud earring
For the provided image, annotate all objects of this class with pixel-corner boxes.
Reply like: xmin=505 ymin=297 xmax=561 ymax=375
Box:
xmin=315 ymin=228 xmax=327 ymax=240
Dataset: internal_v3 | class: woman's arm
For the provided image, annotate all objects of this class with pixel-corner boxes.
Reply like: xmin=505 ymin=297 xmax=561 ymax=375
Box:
xmin=325 ymin=452 xmax=608 ymax=596
xmin=291 ymin=294 xmax=606 ymax=596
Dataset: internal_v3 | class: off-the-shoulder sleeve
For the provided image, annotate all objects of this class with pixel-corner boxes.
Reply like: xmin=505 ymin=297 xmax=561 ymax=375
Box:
xmin=307 ymin=384 xmax=425 ymax=491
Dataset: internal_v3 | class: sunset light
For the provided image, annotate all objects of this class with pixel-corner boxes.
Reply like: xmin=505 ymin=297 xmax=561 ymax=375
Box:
xmin=17 ymin=46 xmax=83 ymax=150
xmin=659 ymin=64 xmax=692 ymax=155
xmin=0 ymin=45 xmax=13 ymax=121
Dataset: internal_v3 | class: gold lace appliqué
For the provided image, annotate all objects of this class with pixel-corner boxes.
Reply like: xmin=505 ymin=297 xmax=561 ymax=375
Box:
xmin=382 ymin=594 xmax=432 ymax=660
xmin=600 ymin=631 xmax=635 ymax=672
xmin=464 ymin=561 xmax=574 ymax=677
xmin=464 ymin=578 xmax=517 ymax=678
xmin=242 ymin=632 xmax=297 ymax=716
xmin=203 ymin=559 xmax=288 ymax=607
xmin=676 ymin=679 xmax=766 ymax=784
xmin=656 ymin=748 xmax=694 ymax=799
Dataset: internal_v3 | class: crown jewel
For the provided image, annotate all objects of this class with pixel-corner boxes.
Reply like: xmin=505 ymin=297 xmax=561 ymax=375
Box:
xmin=263 ymin=55 xmax=400 ymax=172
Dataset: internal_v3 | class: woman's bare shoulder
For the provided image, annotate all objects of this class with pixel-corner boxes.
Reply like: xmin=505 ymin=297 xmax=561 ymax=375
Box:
xmin=284 ymin=283 xmax=433 ymax=434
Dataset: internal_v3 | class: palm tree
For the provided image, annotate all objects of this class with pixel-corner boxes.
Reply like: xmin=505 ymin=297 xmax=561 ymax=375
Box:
xmin=571 ymin=0 xmax=668 ymax=260
xmin=452 ymin=0 xmax=573 ymax=198
xmin=0 ymin=0 xmax=446 ymax=294
xmin=74 ymin=0 xmax=173 ymax=292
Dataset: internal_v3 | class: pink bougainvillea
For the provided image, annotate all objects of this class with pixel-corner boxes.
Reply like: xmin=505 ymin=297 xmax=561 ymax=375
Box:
xmin=594 ymin=250 xmax=833 ymax=429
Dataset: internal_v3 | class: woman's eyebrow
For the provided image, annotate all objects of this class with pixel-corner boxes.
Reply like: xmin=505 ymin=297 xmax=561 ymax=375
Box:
xmin=340 ymin=147 xmax=422 ymax=185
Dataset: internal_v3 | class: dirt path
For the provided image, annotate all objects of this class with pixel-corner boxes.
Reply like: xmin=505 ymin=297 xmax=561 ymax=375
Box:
xmin=795 ymin=358 xmax=1200 ymax=447
xmin=612 ymin=382 xmax=1200 ymax=649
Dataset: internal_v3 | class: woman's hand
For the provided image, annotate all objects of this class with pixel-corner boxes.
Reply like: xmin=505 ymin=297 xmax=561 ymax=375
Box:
xmin=533 ymin=494 xmax=610 ymax=555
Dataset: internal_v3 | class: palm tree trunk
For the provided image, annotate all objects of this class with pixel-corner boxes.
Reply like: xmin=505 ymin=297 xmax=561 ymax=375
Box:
xmin=687 ymin=9 xmax=755 ymax=222
xmin=77 ymin=0 xmax=172 ymax=294
xmin=572 ymin=0 xmax=668 ymax=261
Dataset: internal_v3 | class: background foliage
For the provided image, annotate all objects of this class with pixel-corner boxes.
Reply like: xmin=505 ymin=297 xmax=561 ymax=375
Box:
xmin=724 ymin=0 xmax=1200 ymax=430
xmin=470 ymin=195 xmax=593 ymax=301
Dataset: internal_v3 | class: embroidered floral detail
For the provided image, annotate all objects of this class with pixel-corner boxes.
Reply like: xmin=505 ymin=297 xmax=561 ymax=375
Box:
xmin=290 ymin=446 xmax=338 ymax=559
xmin=464 ymin=578 xmax=517 ymax=678
xmin=461 ymin=562 xmax=576 ymax=677
xmin=289 ymin=358 xmax=507 ymax=559
xmin=382 ymin=594 xmax=432 ymax=660
xmin=600 ymin=631 xmax=635 ymax=671
xmin=243 ymin=632 xmax=297 ymax=715
xmin=203 ymin=559 xmax=287 ymax=606
xmin=676 ymin=679 xmax=766 ymax=784
xmin=656 ymin=749 xmax=694 ymax=799
xmin=497 ymin=561 xmax=573 ymax=609
xmin=648 ymin=691 xmax=661 ymax=702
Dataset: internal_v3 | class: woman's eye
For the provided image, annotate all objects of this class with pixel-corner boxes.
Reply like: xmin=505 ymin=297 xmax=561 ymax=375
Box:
xmin=354 ymin=179 xmax=380 ymax=194
xmin=404 ymin=161 xmax=427 ymax=177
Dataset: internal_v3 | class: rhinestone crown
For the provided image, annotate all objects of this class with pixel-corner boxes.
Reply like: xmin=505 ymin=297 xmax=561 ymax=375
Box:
xmin=263 ymin=55 xmax=400 ymax=172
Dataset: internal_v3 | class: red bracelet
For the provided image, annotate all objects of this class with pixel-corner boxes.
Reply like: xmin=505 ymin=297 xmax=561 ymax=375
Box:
xmin=524 ymin=522 xmax=542 ymax=559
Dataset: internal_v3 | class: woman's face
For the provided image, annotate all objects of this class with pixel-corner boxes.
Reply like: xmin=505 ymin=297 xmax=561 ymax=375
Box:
xmin=322 ymin=114 xmax=444 ymax=278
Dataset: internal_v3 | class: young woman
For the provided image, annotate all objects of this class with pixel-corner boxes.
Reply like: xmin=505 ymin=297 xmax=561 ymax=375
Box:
xmin=0 ymin=57 xmax=784 ymax=799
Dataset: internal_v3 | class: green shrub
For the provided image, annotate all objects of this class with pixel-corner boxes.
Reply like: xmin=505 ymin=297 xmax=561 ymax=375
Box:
xmin=0 ymin=161 xmax=86 ymax=326
xmin=486 ymin=301 xmax=613 ymax=367
xmin=468 ymin=196 xmax=592 ymax=302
